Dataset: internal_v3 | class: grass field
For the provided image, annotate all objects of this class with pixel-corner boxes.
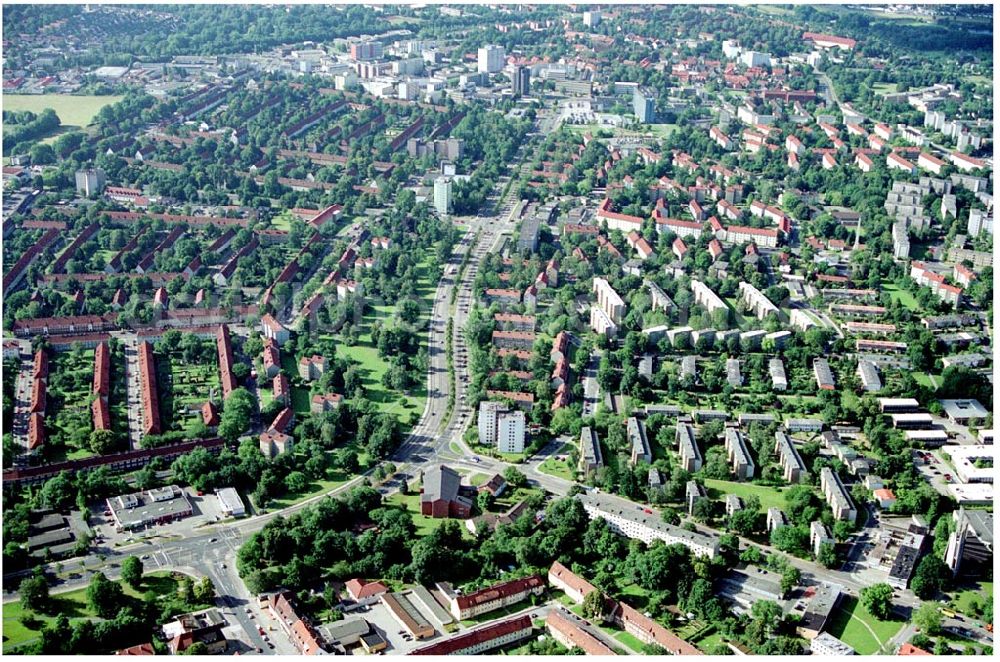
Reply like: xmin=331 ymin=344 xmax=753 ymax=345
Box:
xmin=703 ymin=478 xmax=788 ymax=513
xmin=538 ymin=457 xmax=575 ymax=481
xmin=872 ymin=82 xmax=898 ymax=96
xmin=912 ymin=372 xmax=940 ymax=389
xmin=883 ymin=283 xmax=920 ymax=311
xmin=161 ymin=357 xmax=219 ymax=434
xmin=964 ymin=74 xmax=992 ymax=86
xmin=268 ymin=440 xmax=371 ymax=510
xmin=317 ymin=255 xmax=438 ymax=420
xmin=827 ymin=595 xmax=904 ymax=655
xmin=385 ymin=491 xmax=474 ymax=539
xmin=3 ymin=94 xmax=123 ymax=143
xmin=2 ymin=571 xmax=183 ymax=653
xmin=46 ymin=348 xmax=98 ymax=461
xmin=950 ymin=581 xmax=993 ymax=617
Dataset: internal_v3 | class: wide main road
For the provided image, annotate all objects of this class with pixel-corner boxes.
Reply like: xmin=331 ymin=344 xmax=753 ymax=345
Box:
xmin=2 ymin=141 xmax=537 ymax=649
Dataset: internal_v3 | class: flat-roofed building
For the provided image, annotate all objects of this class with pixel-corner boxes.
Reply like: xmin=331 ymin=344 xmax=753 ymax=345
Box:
xmin=775 ymin=430 xmax=807 ymax=483
xmin=645 ymin=279 xmax=675 ymax=313
xmin=216 ymin=487 xmax=245 ymax=518
xmin=579 ymin=426 xmax=603 ymax=476
xmin=627 ymin=417 xmax=651 ymax=465
xmin=787 ymin=418 xmax=823 ymax=433
xmin=576 ymin=492 xmax=719 ymax=558
xmin=939 ymin=399 xmax=988 ymax=426
xmin=944 ymin=508 xmax=993 ymax=576
xmin=820 ymin=467 xmax=857 ymax=523
xmin=797 ymin=581 xmax=843 ymax=638
xmin=725 ymin=494 xmax=743 ymax=516
xmin=810 ymin=632 xmax=855 ymax=656
xmin=691 ymin=279 xmax=728 ymax=315
xmin=878 ymin=397 xmax=920 ymax=413
xmin=686 ymin=480 xmax=707 ymax=515
xmin=942 ymin=444 xmax=995 ymax=484
xmin=590 ymin=305 xmax=619 ymax=338
xmin=769 ymin=358 xmax=787 ymax=391
xmin=592 ymin=277 xmax=625 ymax=323
xmin=676 ymin=422 xmax=702 ymax=471
xmin=813 ymin=358 xmax=835 ymax=390
xmin=724 ymin=428 xmax=755 ymax=480
xmin=680 ymin=355 xmax=697 ymax=382
xmin=810 ymin=520 xmax=834 ymax=557
xmin=106 ymin=485 xmax=193 ymax=532
xmin=856 ymin=360 xmax=882 ymax=392
xmin=738 ymin=282 xmax=779 ymax=319
xmin=726 ymin=358 xmax=742 ymax=387
xmin=890 ymin=412 xmax=934 ymax=429
xmin=888 ymin=532 xmax=926 ymax=589
xmin=767 ymin=507 xmax=788 ymax=532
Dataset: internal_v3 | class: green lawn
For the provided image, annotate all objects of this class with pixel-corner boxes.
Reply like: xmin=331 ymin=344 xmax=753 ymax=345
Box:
xmin=912 ymin=372 xmax=939 ymax=389
xmin=703 ymin=478 xmax=788 ymax=513
xmin=827 ymin=595 xmax=904 ymax=655
xmin=646 ymin=123 xmax=679 ymax=139
xmin=950 ymin=581 xmax=993 ymax=618
xmin=3 ymin=94 xmax=123 ymax=130
xmin=538 ymin=457 xmax=575 ymax=481
xmin=964 ymin=74 xmax=992 ymax=86
xmin=267 ymin=442 xmax=370 ymax=510
xmin=872 ymin=82 xmax=898 ymax=96
xmin=279 ymin=354 xmax=312 ymax=415
xmin=883 ymin=284 xmax=920 ymax=312
xmin=2 ymin=571 xmax=184 ymax=653
xmin=385 ymin=491 xmax=474 ymax=539
xmin=45 ymin=348 xmax=99 ymax=462
xmin=612 ymin=630 xmax=647 ymax=653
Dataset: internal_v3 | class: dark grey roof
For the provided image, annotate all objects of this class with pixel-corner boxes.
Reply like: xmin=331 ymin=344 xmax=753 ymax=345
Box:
xmin=421 ymin=465 xmax=462 ymax=503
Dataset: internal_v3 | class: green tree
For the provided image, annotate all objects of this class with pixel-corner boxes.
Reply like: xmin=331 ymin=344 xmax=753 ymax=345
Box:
xmin=86 ymin=572 xmax=125 ymax=619
xmin=19 ymin=574 xmax=49 ymax=613
xmin=193 ymin=576 xmax=215 ymax=603
xmin=910 ymin=555 xmax=949 ymax=599
xmin=913 ymin=602 xmax=942 ymax=635
xmin=582 ymin=587 xmax=606 ymax=620
xmin=120 ymin=556 xmax=143 ymax=589
xmin=503 ymin=466 xmax=528 ymax=488
xmin=860 ymin=583 xmax=894 ymax=621
xmin=817 ymin=542 xmax=838 ymax=569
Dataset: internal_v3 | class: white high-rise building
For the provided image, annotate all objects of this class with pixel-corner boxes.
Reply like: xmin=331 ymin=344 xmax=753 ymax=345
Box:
xmin=434 ymin=176 xmax=453 ymax=215
xmin=583 ymin=10 xmax=601 ymax=27
xmin=478 ymin=401 xmax=504 ymax=445
xmin=497 ymin=410 xmax=526 ymax=453
xmin=477 ymin=45 xmax=505 ymax=73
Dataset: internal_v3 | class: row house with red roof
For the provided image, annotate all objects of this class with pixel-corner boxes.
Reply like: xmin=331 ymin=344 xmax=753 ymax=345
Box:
xmin=910 ymin=262 xmax=962 ymax=307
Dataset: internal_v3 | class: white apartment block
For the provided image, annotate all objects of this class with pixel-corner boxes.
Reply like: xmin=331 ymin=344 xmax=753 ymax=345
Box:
xmin=677 ymin=422 xmax=702 ymax=472
xmin=724 ymin=427 xmax=755 ymax=480
xmin=821 ymin=467 xmax=857 ymax=523
xmin=589 ymin=305 xmax=619 ymax=338
xmin=497 ymin=410 xmax=526 ymax=453
xmin=477 ymin=45 xmax=505 ymax=73
xmin=691 ymin=280 xmax=728 ymax=315
xmin=738 ymin=281 xmax=779 ymax=319
xmin=576 ymin=492 xmax=719 ymax=558
xmin=810 ymin=520 xmax=835 ymax=557
xmin=593 ymin=277 xmax=626 ymax=323
xmin=775 ymin=430 xmax=807 ymax=483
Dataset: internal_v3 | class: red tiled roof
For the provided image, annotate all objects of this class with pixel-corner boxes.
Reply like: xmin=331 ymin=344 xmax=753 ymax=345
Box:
xmin=412 ymin=615 xmax=532 ymax=655
xmin=138 ymin=341 xmax=161 ymax=436
xmin=216 ymin=325 xmax=237 ymax=400
xmin=454 ymin=576 xmax=544 ymax=611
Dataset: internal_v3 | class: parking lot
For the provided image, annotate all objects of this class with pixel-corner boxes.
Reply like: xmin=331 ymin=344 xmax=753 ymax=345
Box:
xmin=89 ymin=488 xmax=229 ymax=550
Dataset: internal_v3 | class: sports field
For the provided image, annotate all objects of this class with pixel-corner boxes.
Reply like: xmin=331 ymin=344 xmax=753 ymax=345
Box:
xmin=3 ymin=94 xmax=123 ymax=128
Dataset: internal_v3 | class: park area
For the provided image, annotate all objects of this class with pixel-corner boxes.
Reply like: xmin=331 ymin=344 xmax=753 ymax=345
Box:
xmin=2 ymin=571 xmax=202 ymax=654
xmin=322 ymin=255 xmax=438 ymax=420
xmin=826 ymin=595 xmax=904 ymax=655
xmin=703 ymin=478 xmax=788 ymax=513
xmin=159 ymin=355 xmax=221 ymax=435
xmin=2 ymin=94 xmax=122 ymax=129
xmin=46 ymin=347 xmax=98 ymax=461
